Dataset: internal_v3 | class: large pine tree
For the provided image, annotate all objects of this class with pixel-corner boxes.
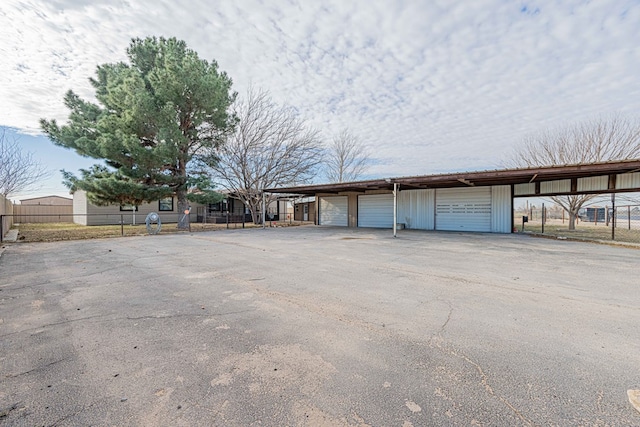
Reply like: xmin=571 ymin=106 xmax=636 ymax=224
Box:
xmin=41 ymin=37 xmax=235 ymax=228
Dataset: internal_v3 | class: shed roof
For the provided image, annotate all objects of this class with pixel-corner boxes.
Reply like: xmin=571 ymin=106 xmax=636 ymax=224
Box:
xmin=265 ymin=159 xmax=640 ymax=195
xmin=20 ymin=195 xmax=72 ymax=202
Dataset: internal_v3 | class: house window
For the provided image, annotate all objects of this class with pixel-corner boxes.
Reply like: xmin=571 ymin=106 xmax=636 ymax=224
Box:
xmin=209 ymin=199 xmax=228 ymax=212
xmin=120 ymin=204 xmax=137 ymax=211
xmin=159 ymin=197 xmax=173 ymax=211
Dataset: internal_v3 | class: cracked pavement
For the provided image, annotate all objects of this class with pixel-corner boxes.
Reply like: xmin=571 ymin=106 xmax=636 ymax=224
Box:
xmin=1 ymin=227 xmax=639 ymax=426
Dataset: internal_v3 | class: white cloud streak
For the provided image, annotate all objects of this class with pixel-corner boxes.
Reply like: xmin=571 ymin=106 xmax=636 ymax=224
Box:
xmin=1 ymin=0 xmax=639 ymax=181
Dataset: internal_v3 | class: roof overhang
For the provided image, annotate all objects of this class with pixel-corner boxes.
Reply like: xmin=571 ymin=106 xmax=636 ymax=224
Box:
xmin=265 ymin=159 xmax=640 ymax=196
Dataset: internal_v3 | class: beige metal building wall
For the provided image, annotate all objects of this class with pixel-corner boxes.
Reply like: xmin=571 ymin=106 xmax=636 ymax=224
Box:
xmin=1 ymin=195 xmax=13 ymax=236
xmin=14 ymin=205 xmax=73 ymax=223
xmin=20 ymin=196 xmax=72 ymax=206
xmin=73 ymin=191 xmax=88 ymax=225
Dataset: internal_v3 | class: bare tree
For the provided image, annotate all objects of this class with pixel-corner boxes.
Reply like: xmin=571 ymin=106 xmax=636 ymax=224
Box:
xmin=0 ymin=128 xmax=50 ymax=197
xmin=506 ymin=116 xmax=640 ymax=230
xmin=208 ymin=88 xmax=324 ymax=224
xmin=325 ymin=129 xmax=370 ymax=183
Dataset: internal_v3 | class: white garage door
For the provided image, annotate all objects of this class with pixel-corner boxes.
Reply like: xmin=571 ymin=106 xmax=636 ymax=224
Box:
xmin=358 ymin=194 xmax=394 ymax=228
xmin=435 ymin=187 xmax=491 ymax=232
xmin=319 ymin=196 xmax=348 ymax=226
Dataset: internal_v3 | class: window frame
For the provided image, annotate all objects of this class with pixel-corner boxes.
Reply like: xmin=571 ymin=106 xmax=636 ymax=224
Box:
xmin=159 ymin=197 xmax=174 ymax=212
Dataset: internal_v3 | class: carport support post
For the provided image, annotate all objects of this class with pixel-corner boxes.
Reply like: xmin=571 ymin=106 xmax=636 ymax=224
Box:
xmin=262 ymin=190 xmax=266 ymax=229
xmin=611 ymin=193 xmax=616 ymax=241
xmin=393 ymin=182 xmax=398 ymax=238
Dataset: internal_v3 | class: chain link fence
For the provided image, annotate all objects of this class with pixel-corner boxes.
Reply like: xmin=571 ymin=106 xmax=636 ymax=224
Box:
xmin=515 ymin=203 xmax=640 ymax=244
xmin=0 ymin=211 xmax=312 ymax=243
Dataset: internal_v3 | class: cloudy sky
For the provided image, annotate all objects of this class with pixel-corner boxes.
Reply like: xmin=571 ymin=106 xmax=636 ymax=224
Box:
xmin=1 ymin=0 xmax=639 ymax=200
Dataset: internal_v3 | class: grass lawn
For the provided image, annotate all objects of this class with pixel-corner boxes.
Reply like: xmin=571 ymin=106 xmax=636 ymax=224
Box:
xmin=11 ymin=221 xmax=299 ymax=243
xmin=521 ymin=221 xmax=640 ymax=244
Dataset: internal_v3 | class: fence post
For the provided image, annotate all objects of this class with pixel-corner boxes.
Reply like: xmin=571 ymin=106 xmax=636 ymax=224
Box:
xmin=0 ymin=215 xmax=3 ymax=243
xmin=611 ymin=194 xmax=615 ymax=241
xmin=628 ymin=205 xmax=631 ymax=230
xmin=541 ymin=203 xmax=545 ymax=234
xmin=121 ymin=214 xmax=124 ymax=236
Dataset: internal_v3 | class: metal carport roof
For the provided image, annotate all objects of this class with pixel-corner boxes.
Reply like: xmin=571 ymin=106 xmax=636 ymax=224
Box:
xmin=265 ymin=159 xmax=640 ymax=196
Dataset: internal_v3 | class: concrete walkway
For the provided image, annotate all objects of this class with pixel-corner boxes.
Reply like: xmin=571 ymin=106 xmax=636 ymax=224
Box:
xmin=2 ymin=228 xmax=18 ymax=242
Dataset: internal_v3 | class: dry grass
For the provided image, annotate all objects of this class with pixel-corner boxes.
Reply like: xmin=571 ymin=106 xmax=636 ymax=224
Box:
xmin=12 ymin=221 xmax=302 ymax=243
xmin=521 ymin=220 xmax=640 ymax=244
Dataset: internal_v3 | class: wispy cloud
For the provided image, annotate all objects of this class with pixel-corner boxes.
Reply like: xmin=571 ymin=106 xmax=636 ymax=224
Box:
xmin=1 ymin=0 xmax=639 ymax=182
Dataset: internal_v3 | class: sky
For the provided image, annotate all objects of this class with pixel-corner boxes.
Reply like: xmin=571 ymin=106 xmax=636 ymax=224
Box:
xmin=1 ymin=0 xmax=640 ymax=202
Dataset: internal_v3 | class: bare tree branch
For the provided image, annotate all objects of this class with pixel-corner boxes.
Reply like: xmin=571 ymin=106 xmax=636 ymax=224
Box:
xmin=506 ymin=116 xmax=640 ymax=229
xmin=208 ymin=88 xmax=324 ymax=223
xmin=0 ymin=128 xmax=51 ymax=197
xmin=325 ymin=129 xmax=370 ymax=183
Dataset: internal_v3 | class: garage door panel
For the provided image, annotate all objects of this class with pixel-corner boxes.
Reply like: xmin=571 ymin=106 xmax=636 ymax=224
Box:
xmin=358 ymin=194 xmax=393 ymax=228
xmin=319 ymin=196 xmax=348 ymax=226
xmin=436 ymin=188 xmax=491 ymax=232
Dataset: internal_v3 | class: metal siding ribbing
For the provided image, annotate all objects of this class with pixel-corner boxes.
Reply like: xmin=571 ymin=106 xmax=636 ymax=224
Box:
xmin=435 ymin=187 xmax=491 ymax=232
xmin=540 ymin=179 xmax=571 ymax=194
xmin=358 ymin=194 xmax=394 ymax=228
xmin=319 ymin=196 xmax=348 ymax=226
xmin=491 ymin=185 xmax=512 ymax=233
xmin=514 ymin=182 xmax=535 ymax=196
xmin=577 ymin=176 xmax=608 ymax=192
xmin=397 ymin=189 xmax=435 ymax=230
xmin=616 ymin=172 xmax=640 ymax=189
xmin=73 ymin=190 xmax=88 ymax=225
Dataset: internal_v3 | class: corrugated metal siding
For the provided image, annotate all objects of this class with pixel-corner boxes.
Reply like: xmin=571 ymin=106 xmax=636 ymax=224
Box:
xmin=491 ymin=185 xmax=512 ymax=233
xmin=14 ymin=205 xmax=73 ymax=223
xmin=616 ymin=172 xmax=640 ymax=190
xmin=435 ymin=187 xmax=491 ymax=232
xmin=397 ymin=189 xmax=435 ymax=230
xmin=514 ymin=182 xmax=535 ymax=196
xmin=540 ymin=179 xmax=571 ymax=194
xmin=358 ymin=194 xmax=393 ymax=228
xmin=73 ymin=191 xmax=88 ymax=225
xmin=577 ymin=176 xmax=608 ymax=192
xmin=319 ymin=196 xmax=348 ymax=226
xmin=1 ymin=195 xmax=13 ymax=235
xmin=20 ymin=196 xmax=73 ymax=206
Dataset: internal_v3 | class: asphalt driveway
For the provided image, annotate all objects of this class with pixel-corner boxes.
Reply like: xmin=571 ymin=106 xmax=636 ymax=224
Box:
xmin=1 ymin=227 xmax=639 ymax=426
